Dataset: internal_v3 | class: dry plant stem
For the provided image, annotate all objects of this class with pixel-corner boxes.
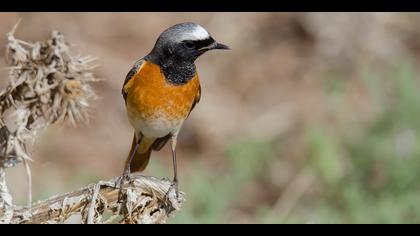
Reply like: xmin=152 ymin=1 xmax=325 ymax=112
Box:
xmin=10 ymin=174 xmax=184 ymax=224
xmin=86 ymin=181 xmax=101 ymax=224
xmin=0 ymin=168 xmax=13 ymax=224
xmin=23 ymin=159 xmax=32 ymax=207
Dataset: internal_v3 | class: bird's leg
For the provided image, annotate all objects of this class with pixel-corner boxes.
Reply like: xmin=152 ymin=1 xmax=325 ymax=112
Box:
xmin=169 ymin=135 xmax=179 ymax=197
xmin=118 ymin=134 xmax=142 ymax=202
xmin=123 ymin=134 xmax=142 ymax=180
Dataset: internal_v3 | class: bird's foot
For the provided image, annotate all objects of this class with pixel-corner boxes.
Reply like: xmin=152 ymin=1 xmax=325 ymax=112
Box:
xmin=166 ymin=179 xmax=179 ymax=201
xmin=117 ymin=170 xmax=131 ymax=203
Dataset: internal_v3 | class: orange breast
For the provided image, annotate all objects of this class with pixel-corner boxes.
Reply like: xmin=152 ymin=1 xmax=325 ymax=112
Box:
xmin=124 ymin=61 xmax=200 ymax=123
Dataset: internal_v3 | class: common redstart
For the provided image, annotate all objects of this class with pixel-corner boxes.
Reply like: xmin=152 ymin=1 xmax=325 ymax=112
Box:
xmin=121 ymin=22 xmax=229 ymax=190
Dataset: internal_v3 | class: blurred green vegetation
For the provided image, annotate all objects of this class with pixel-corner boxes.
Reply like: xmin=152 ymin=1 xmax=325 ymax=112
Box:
xmin=306 ymin=64 xmax=420 ymax=223
xmin=156 ymin=63 xmax=420 ymax=224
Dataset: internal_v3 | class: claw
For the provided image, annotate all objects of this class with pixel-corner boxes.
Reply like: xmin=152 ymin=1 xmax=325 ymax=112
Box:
xmin=117 ymin=171 xmax=130 ymax=203
xmin=167 ymin=180 xmax=179 ymax=199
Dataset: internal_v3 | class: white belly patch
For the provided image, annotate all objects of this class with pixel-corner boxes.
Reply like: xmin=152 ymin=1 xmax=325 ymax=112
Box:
xmin=128 ymin=112 xmax=183 ymax=138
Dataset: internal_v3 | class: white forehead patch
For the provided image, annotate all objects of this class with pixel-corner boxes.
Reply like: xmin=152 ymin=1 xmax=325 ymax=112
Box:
xmin=191 ymin=25 xmax=210 ymax=40
xmin=177 ymin=25 xmax=210 ymax=42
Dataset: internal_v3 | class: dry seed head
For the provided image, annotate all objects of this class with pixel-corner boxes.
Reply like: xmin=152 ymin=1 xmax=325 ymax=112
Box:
xmin=0 ymin=26 xmax=99 ymax=167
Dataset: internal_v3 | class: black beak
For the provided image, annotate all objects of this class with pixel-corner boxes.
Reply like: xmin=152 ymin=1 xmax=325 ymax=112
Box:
xmin=213 ymin=42 xmax=230 ymax=50
xmin=199 ymin=42 xmax=230 ymax=51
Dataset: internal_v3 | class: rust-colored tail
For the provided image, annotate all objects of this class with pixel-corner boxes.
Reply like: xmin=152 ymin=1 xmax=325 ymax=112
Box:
xmin=125 ymin=134 xmax=153 ymax=173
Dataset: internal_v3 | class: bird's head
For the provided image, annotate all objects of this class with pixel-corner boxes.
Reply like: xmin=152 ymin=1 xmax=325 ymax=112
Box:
xmin=150 ymin=22 xmax=229 ymax=63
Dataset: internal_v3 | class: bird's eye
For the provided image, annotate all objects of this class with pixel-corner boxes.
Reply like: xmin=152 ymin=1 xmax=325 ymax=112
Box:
xmin=184 ymin=41 xmax=196 ymax=49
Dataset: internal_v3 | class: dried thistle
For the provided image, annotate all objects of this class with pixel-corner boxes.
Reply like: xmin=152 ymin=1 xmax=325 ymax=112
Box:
xmin=0 ymin=23 xmax=98 ymax=169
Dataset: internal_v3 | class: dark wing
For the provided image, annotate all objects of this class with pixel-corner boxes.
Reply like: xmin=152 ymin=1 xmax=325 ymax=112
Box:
xmin=122 ymin=59 xmax=145 ymax=103
xmin=151 ymin=133 xmax=171 ymax=151
xmin=188 ymin=84 xmax=201 ymax=117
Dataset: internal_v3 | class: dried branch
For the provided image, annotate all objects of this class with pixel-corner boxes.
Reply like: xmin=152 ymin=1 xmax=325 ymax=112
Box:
xmin=6 ymin=174 xmax=184 ymax=224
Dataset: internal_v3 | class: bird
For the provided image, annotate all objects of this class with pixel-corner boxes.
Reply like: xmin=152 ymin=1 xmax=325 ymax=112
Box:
xmin=120 ymin=22 xmax=229 ymax=191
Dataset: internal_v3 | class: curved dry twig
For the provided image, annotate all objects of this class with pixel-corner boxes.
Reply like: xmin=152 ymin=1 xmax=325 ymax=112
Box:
xmin=9 ymin=174 xmax=184 ymax=224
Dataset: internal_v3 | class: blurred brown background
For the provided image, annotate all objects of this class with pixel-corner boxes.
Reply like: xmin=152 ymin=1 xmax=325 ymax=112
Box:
xmin=2 ymin=13 xmax=420 ymax=223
